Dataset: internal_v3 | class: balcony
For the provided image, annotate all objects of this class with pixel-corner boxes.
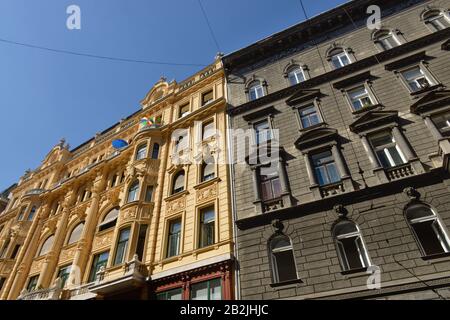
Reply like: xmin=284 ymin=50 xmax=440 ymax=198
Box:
xmin=385 ymin=163 xmax=414 ymax=181
xmin=319 ymin=181 xmax=345 ymax=198
xmin=24 ymin=188 xmax=46 ymax=197
xmin=66 ymin=282 xmax=97 ymax=300
xmin=18 ymin=279 xmax=63 ymax=300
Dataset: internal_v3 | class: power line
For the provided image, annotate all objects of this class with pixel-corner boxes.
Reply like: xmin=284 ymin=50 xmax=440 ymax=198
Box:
xmin=197 ymin=0 xmax=222 ymax=53
xmin=0 ymin=37 xmax=207 ymax=67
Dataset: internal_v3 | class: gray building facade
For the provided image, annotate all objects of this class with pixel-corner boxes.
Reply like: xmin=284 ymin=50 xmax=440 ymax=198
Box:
xmin=224 ymin=0 xmax=450 ymax=299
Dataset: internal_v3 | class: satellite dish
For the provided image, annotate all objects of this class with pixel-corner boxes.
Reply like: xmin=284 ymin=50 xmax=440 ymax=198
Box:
xmin=112 ymin=139 xmax=128 ymax=149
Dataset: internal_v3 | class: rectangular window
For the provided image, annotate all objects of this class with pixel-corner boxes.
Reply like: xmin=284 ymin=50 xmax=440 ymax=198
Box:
xmin=157 ymin=288 xmax=183 ymax=300
xmin=369 ymin=131 xmax=407 ymax=168
xmin=331 ymin=52 xmax=350 ymax=69
xmin=179 ymin=103 xmax=190 ymax=118
xmin=202 ymin=121 xmax=215 ymax=140
xmin=249 ymin=84 xmax=264 ymax=101
xmin=88 ymin=251 xmax=109 ymax=283
xmin=378 ymin=34 xmax=399 ymax=50
xmin=57 ymin=265 xmax=71 ymax=288
xmin=429 ymin=15 xmax=449 ymax=31
xmin=311 ymin=151 xmax=341 ymax=186
xmin=174 ymin=132 xmax=188 ymax=153
xmin=114 ymin=228 xmax=130 ymax=266
xmin=199 ymin=207 xmax=215 ymax=248
xmin=135 ymin=224 xmax=148 ymax=261
xmin=0 ymin=277 xmax=5 ymax=292
xmin=17 ymin=207 xmax=26 ymax=221
xmin=432 ymin=111 xmax=450 ymax=136
xmin=260 ymin=166 xmax=282 ymax=201
xmin=10 ymin=244 xmax=20 ymax=259
xmin=167 ymin=219 xmax=181 ymax=258
xmin=254 ymin=120 xmax=272 ymax=145
xmin=191 ymin=278 xmax=222 ymax=300
xmin=347 ymin=86 xmax=374 ymax=111
xmin=299 ymin=105 xmax=320 ymax=128
xmin=401 ymin=66 xmax=433 ymax=92
xmin=27 ymin=275 xmax=39 ymax=292
xmin=145 ymin=186 xmax=154 ymax=202
xmin=202 ymin=90 xmax=214 ymax=106
xmin=288 ymin=68 xmax=306 ymax=85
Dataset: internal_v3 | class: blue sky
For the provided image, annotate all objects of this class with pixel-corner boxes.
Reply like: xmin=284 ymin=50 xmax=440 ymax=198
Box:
xmin=0 ymin=0 xmax=346 ymax=190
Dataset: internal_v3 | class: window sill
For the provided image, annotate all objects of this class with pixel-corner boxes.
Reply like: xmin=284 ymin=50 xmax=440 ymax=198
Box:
xmin=421 ymin=252 xmax=450 ymax=261
xmin=352 ymin=103 xmax=383 ymax=115
xmin=164 ymin=190 xmax=189 ymax=202
xmin=341 ymin=266 xmax=368 ymax=275
xmin=299 ymin=122 xmax=326 ymax=133
xmin=270 ymin=278 xmax=303 ymax=288
xmin=193 ymin=177 xmax=221 ymax=190
xmin=410 ymin=84 xmax=444 ymax=96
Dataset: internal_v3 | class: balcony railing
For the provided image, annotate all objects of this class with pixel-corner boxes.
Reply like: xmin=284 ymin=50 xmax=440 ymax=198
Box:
xmin=320 ymin=181 xmax=345 ymax=198
xmin=24 ymin=188 xmax=46 ymax=197
xmin=386 ymin=163 xmax=414 ymax=181
xmin=18 ymin=281 xmax=62 ymax=301
xmin=262 ymin=197 xmax=284 ymax=213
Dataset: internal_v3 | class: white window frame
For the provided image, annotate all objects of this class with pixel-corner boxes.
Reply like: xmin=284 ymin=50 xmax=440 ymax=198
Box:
xmin=335 ymin=227 xmax=371 ymax=271
xmin=399 ymin=65 xmax=436 ymax=93
xmin=270 ymin=236 xmax=298 ymax=283
xmin=330 ymin=50 xmax=352 ymax=69
xmin=425 ymin=11 xmax=450 ymax=32
xmin=345 ymin=84 xmax=377 ymax=112
xmin=287 ymin=66 xmax=306 ymax=85
xmin=369 ymin=131 xmax=407 ymax=168
xmin=248 ymin=82 xmax=265 ymax=101
xmin=377 ymin=32 xmax=401 ymax=51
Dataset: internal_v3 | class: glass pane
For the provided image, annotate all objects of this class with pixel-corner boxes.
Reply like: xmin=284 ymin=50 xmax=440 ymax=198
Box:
xmin=325 ymin=163 xmax=340 ymax=183
xmin=387 ymin=146 xmax=405 ymax=166
xmin=209 ymin=278 xmax=222 ymax=300
xmin=413 ymin=221 xmax=446 ymax=256
xmin=191 ymin=281 xmax=209 ymax=300
xmin=271 ymin=178 xmax=282 ymax=198
xmin=151 ymin=143 xmax=160 ymax=159
xmin=68 ymin=223 xmax=84 ymax=245
xmin=406 ymin=204 xmax=435 ymax=221
xmin=202 ymin=90 xmax=213 ymax=105
xmin=202 ymin=163 xmax=215 ymax=181
xmin=274 ymin=250 xmax=297 ymax=282
xmin=255 ymin=120 xmax=271 ymax=144
xmin=261 ymin=180 xmax=272 ymax=201
xmin=314 ymin=166 xmax=329 ymax=186
xmin=202 ymin=122 xmax=215 ymax=140
xmin=173 ymin=172 xmax=185 ymax=193
xmin=271 ymin=235 xmax=292 ymax=250
xmin=102 ymin=208 xmax=119 ymax=223
xmin=135 ymin=225 xmax=148 ymax=261
xmin=334 ymin=221 xmax=358 ymax=236
xmin=376 ymin=150 xmax=391 ymax=168
xmin=339 ymin=237 xmax=364 ymax=270
xmin=135 ymin=144 xmax=147 ymax=160
xmin=39 ymin=235 xmax=54 ymax=256
xmin=145 ymin=186 xmax=153 ymax=202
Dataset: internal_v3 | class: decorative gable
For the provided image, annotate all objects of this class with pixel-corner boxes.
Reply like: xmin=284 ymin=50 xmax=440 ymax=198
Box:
xmin=285 ymin=89 xmax=322 ymax=106
xmin=410 ymin=90 xmax=450 ymax=115
xmin=294 ymin=127 xmax=338 ymax=150
xmin=349 ymin=111 xmax=398 ymax=133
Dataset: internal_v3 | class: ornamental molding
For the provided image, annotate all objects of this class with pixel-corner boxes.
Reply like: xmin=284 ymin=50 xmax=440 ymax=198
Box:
xmin=196 ymin=183 xmax=218 ymax=204
xmin=59 ymin=247 xmax=76 ymax=263
xmin=166 ymin=195 xmax=187 ymax=215
xmin=93 ymin=231 xmax=114 ymax=251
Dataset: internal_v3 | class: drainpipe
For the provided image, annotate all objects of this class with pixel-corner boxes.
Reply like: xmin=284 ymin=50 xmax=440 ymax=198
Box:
xmin=223 ymin=66 xmax=241 ymax=301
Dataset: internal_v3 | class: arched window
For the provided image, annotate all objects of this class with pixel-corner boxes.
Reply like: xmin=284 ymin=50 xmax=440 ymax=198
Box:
xmin=110 ymin=173 xmax=118 ymax=188
xmin=423 ymin=10 xmax=450 ymax=31
xmin=151 ymin=143 xmax=160 ymax=159
xmin=172 ymin=171 xmax=185 ymax=195
xmin=135 ymin=143 xmax=147 ymax=160
xmin=373 ymin=29 xmax=400 ymax=50
xmin=68 ymin=222 xmax=85 ymax=245
xmin=328 ymin=48 xmax=351 ymax=69
xmin=27 ymin=206 xmax=37 ymax=221
xmin=248 ymin=81 xmax=265 ymax=101
xmin=287 ymin=66 xmax=306 ymax=85
xmin=127 ymin=180 xmax=140 ymax=203
xmin=201 ymin=161 xmax=215 ymax=182
xmin=98 ymin=208 xmax=119 ymax=232
xmin=38 ymin=235 xmax=55 ymax=256
xmin=333 ymin=220 xmax=370 ymax=272
xmin=269 ymin=235 xmax=298 ymax=283
xmin=405 ymin=204 xmax=450 ymax=256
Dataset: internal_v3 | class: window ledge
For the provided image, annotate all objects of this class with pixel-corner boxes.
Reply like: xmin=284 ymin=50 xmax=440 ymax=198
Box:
xmin=410 ymin=84 xmax=444 ymax=97
xmin=299 ymin=122 xmax=327 ymax=133
xmin=193 ymin=177 xmax=221 ymax=190
xmin=164 ymin=190 xmax=189 ymax=202
xmin=421 ymin=252 xmax=450 ymax=261
xmin=341 ymin=266 xmax=368 ymax=275
xmin=270 ymin=278 xmax=303 ymax=288
xmin=352 ymin=103 xmax=383 ymax=115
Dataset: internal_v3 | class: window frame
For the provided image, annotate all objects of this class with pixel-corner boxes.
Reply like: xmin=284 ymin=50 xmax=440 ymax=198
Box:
xmin=166 ymin=218 xmax=182 ymax=258
xmin=286 ymin=65 xmax=307 ymax=86
xmin=113 ymin=227 xmax=131 ymax=266
xmin=190 ymin=278 xmax=222 ymax=300
xmin=368 ymin=130 xmax=407 ymax=168
xmin=98 ymin=208 xmax=119 ymax=232
xmin=67 ymin=222 xmax=85 ymax=245
xmin=135 ymin=143 xmax=148 ymax=161
xmin=344 ymin=83 xmax=378 ymax=112
xmin=201 ymin=89 xmax=214 ymax=106
xmin=247 ymin=80 xmax=266 ymax=101
xmin=329 ymin=48 xmax=352 ymax=69
xmin=310 ymin=150 xmax=341 ymax=186
xmin=397 ymin=64 xmax=437 ymax=94
xmin=424 ymin=10 xmax=450 ymax=32
xmin=88 ymin=251 xmax=109 ymax=283
xmin=171 ymin=170 xmax=186 ymax=195
xmin=127 ymin=180 xmax=140 ymax=203
xmin=269 ymin=234 xmax=299 ymax=284
xmin=178 ymin=103 xmax=190 ymax=119
xmin=198 ymin=206 xmax=216 ymax=249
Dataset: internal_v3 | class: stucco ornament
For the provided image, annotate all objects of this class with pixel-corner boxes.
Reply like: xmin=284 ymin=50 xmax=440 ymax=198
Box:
xmin=403 ymin=187 xmax=420 ymax=200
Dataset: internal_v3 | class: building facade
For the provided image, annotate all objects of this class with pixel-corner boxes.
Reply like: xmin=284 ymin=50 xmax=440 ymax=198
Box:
xmin=0 ymin=57 xmax=234 ymax=300
xmin=224 ymin=0 xmax=450 ymax=300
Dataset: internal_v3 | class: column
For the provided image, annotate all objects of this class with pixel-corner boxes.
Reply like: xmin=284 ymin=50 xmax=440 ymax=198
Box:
xmin=361 ymin=134 xmax=380 ymax=168
xmin=251 ymin=168 xmax=261 ymax=202
xmin=277 ymin=160 xmax=289 ymax=194
xmin=392 ymin=126 xmax=415 ymax=161
xmin=303 ymin=152 xmax=317 ymax=185
xmin=331 ymin=143 xmax=349 ymax=178
xmin=423 ymin=116 xmax=443 ymax=141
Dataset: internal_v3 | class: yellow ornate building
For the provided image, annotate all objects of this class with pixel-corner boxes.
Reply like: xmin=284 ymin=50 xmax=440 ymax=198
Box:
xmin=0 ymin=57 xmax=233 ymax=300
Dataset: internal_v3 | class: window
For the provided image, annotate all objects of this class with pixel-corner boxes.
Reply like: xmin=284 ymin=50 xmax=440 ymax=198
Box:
xmin=369 ymin=131 xmax=407 ymax=168
xmin=57 ymin=265 xmax=71 ymax=288
xmin=425 ymin=11 xmax=450 ymax=31
xmin=145 ymin=186 xmax=154 ymax=202
xmin=199 ymin=206 xmax=215 ymax=248
xmin=17 ymin=207 xmax=26 ymax=221
xmin=10 ymin=244 xmax=20 ymax=259
xmin=98 ymin=208 xmax=119 ymax=232
xmin=0 ymin=240 xmax=10 ymax=258
xmin=179 ymin=103 xmax=190 ymax=118
xmin=347 ymin=86 xmax=374 ymax=111
xmin=375 ymin=31 xmax=400 ymax=50
xmin=202 ymin=90 xmax=214 ymax=106
xmin=26 ymin=275 xmax=39 ymax=292
xmin=127 ymin=180 xmax=140 ymax=203
xmin=431 ymin=111 xmax=450 ymax=136
xmin=248 ymin=81 xmax=264 ymax=101
xmin=406 ymin=204 xmax=450 ymax=257
xmin=38 ymin=235 xmax=54 ymax=256
xmin=311 ymin=151 xmax=340 ymax=186
xmin=287 ymin=66 xmax=306 ymax=85
xmin=254 ymin=120 xmax=272 ymax=145
xmin=27 ymin=206 xmax=37 ymax=221
xmin=191 ymin=278 xmax=221 ymax=300
xmin=202 ymin=121 xmax=215 ymax=140
xmin=333 ymin=220 xmax=370 ymax=272
xmin=269 ymin=235 xmax=298 ymax=283
xmin=172 ymin=171 xmax=185 ymax=195
xmin=135 ymin=143 xmax=147 ymax=160
xmin=401 ymin=66 xmax=433 ymax=92
xmin=260 ymin=165 xmax=282 ymax=201
xmin=157 ymin=288 xmax=183 ymax=300
xmin=88 ymin=251 xmax=109 ymax=282
xmin=298 ymin=104 xmax=320 ymax=129
xmin=151 ymin=143 xmax=160 ymax=159
xmin=174 ymin=133 xmax=188 ymax=153
xmin=68 ymin=223 xmax=84 ymax=245
xmin=167 ymin=219 xmax=181 ymax=258
xmin=201 ymin=161 xmax=215 ymax=182
xmin=0 ymin=277 xmax=5 ymax=292
xmin=330 ymin=50 xmax=351 ymax=69
xmin=135 ymin=224 xmax=148 ymax=261
xmin=110 ymin=174 xmax=118 ymax=188
xmin=114 ymin=228 xmax=130 ymax=265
